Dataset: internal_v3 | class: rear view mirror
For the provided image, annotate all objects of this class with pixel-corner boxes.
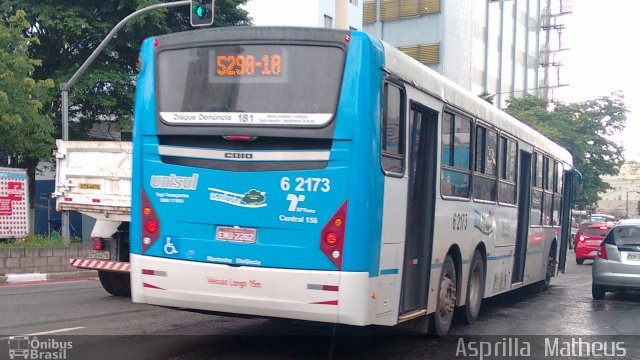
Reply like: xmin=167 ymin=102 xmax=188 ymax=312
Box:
xmin=572 ymin=169 xmax=584 ymax=201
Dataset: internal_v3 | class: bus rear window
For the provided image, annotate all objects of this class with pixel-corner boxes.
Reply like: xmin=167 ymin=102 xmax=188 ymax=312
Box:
xmin=156 ymin=44 xmax=346 ymax=127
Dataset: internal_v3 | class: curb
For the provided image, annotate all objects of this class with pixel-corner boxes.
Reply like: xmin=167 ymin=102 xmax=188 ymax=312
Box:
xmin=0 ymin=270 xmax=97 ymax=284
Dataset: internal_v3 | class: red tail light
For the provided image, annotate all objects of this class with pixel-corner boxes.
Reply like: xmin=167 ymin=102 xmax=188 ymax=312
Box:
xmin=91 ymin=237 xmax=103 ymax=250
xmin=223 ymin=135 xmax=257 ymax=141
xmin=141 ymin=190 xmax=160 ymax=253
xmin=145 ymin=220 xmax=158 ymax=234
xmin=320 ymin=201 xmax=348 ymax=269
xmin=597 ymin=242 xmax=608 ymax=259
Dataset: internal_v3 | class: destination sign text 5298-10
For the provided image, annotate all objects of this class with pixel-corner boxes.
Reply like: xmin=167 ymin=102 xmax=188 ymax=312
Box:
xmin=215 ymin=54 xmax=282 ymax=77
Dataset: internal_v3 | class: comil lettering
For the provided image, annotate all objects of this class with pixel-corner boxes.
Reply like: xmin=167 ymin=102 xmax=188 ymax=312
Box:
xmin=224 ymin=152 xmax=254 ymax=159
xmin=150 ymin=173 xmax=199 ymax=190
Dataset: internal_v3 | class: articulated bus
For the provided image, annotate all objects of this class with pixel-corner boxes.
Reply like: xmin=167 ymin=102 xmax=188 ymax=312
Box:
xmin=130 ymin=27 xmax=579 ymax=335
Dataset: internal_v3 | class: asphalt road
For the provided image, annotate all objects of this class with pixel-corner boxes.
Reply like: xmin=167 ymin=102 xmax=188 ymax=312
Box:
xmin=1 ymin=255 xmax=640 ymax=359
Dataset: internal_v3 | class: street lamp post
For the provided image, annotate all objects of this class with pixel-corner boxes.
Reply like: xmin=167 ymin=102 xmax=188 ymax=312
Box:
xmin=57 ymin=0 xmax=190 ymax=244
xmin=625 ymin=191 xmax=640 ymax=218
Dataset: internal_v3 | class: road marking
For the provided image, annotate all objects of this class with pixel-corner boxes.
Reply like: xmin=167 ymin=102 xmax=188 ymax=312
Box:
xmin=0 ymin=327 xmax=85 ymax=340
xmin=26 ymin=327 xmax=86 ymax=335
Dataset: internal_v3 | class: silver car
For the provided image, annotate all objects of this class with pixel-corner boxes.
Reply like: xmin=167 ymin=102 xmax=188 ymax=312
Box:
xmin=592 ymin=219 xmax=640 ymax=300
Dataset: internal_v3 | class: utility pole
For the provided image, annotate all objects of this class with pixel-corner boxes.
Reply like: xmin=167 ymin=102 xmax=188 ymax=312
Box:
xmin=58 ymin=1 xmax=190 ymax=244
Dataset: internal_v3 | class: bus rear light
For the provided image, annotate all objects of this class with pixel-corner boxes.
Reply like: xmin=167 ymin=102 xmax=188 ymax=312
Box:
xmin=145 ymin=220 xmax=158 ymax=234
xmin=320 ymin=201 xmax=347 ymax=269
xmin=223 ymin=135 xmax=257 ymax=141
xmin=141 ymin=190 xmax=160 ymax=253
xmin=325 ymin=232 xmax=338 ymax=246
xmin=91 ymin=237 xmax=103 ymax=250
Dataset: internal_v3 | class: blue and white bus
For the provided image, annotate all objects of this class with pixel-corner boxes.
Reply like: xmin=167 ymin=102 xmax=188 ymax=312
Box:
xmin=130 ymin=27 xmax=579 ymax=335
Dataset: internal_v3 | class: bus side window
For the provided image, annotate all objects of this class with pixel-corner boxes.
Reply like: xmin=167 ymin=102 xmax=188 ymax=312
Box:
xmin=473 ymin=124 xmax=497 ymax=202
xmin=441 ymin=111 xmax=472 ymax=198
xmin=381 ymin=82 xmax=405 ymax=176
xmin=498 ymin=135 xmax=517 ymax=205
xmin=530 ymin=151 xmax=544 ymax=226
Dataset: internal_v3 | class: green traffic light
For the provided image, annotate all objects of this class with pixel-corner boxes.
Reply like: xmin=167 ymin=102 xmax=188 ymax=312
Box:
xmin=192 ymin=4 xmax=208 ymax=18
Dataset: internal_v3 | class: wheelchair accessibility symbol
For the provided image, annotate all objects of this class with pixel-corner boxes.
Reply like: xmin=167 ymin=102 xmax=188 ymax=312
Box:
xmin=164 ymin=237 xmax=179 ymax=255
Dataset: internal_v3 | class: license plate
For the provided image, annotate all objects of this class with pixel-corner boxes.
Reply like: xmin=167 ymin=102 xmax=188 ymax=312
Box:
xmin=216 ymin=226 xmax=256 ymax=243
xmin=88 ymin=250 xmax=110 ymax=260
xmin=628 ymin=253 xmax=640 ymax=261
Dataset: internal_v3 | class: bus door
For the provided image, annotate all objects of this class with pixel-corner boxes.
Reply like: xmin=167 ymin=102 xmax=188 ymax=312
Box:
xmin=399 ymin=102 xmax=439 ymax=314
xmin=512 ymin=150 xmax=532 ymax=284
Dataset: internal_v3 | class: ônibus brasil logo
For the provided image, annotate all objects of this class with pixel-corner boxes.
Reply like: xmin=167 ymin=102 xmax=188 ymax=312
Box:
xmin=7 ymin=336 xmax=73 ymax=359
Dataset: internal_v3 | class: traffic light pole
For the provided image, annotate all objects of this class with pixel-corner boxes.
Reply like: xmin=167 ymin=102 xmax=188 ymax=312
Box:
xmin=58 ymin=0 xmax=190 ymax=244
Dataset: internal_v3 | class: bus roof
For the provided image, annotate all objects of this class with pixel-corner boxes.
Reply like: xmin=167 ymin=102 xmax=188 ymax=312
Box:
xmin=378 ymin=39 xmax=573 ymax=166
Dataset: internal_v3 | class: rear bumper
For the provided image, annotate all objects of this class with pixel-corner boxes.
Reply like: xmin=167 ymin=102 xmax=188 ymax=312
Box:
xmin=70 ymin=258 xmax=130 ymax=273
xmin=130 ymin=254 xmax=372 ymax=325
xmin=592 ymin=259 xmax=640 ymax=290
xmin=575 ymin=245 xmax=599 ymax=259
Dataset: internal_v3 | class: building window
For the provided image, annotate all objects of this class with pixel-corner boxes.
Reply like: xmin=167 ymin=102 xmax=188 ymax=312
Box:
xmin=350 ymin=0 xmax=358 ymax=4
xmin=380 ymin=0 xmax=440 ymax=21
xmin=363 ymin=1 xmax=377 ymax=23
xmin=324 ymin=15 xmax=333 ymax=28
xmin=398 ymin=43 xmax=440 ymax=65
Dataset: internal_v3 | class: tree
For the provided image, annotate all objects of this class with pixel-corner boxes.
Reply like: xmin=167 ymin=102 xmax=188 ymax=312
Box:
xmin=478 ymin=91 xmax=495 ymax=105
xmin=505 ymin=93 xmax=627 ymax=208
xmin=0 ymin=0 xmax=251 ymax=139
xmin=0 ymin=10 xmax=55 ymax=208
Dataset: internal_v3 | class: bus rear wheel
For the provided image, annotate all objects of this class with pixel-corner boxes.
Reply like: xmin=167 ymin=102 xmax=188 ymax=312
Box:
xmin=98 ymin=271 xmax=131 ymax=297
xmin=464 ymin=251 xmax=485 ymax=324
xmin=430 ymin=255 xmax=457 ymax=336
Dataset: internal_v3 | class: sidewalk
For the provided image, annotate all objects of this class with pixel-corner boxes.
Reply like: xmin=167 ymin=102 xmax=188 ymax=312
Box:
xmin=0 ymin=245 xmax=97 ymax=284
xmin=0 ymin=270 xmax=97 ymax=284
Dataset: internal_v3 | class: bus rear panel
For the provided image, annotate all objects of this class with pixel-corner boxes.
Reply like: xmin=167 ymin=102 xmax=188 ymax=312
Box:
xmin=130 ymin=27 xmax=386 ymax=325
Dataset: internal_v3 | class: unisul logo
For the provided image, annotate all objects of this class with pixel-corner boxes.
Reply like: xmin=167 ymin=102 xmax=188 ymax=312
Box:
xmin=7 ymin=336 xmax=72 ymax=359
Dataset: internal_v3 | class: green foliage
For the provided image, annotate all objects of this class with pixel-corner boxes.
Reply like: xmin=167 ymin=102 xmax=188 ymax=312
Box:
xmin=478 ymin=91 xmax=495 ymax=105
xmin=0 ymin=0 xmax=251 ymax=139
xmin=0 ymin=234 xmax=81 ymax=248
xmin=505 ymin=93 xmax=627 ymax=208
xmin=0 ymin=10 xmax=55 ymax=190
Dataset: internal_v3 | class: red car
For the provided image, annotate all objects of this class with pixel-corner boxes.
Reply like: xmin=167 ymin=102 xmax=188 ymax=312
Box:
xmin=575 ymin=223 xmax=613 ymax=264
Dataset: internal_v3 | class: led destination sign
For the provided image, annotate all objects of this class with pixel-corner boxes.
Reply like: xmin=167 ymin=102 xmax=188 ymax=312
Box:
xmin=216 ymin=54 xmax=282 ymax=77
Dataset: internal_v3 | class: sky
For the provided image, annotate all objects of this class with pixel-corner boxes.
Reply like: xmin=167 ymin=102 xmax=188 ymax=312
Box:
xmin=554 ymin=0 xmax=640 ymax=162
xmin=242 ymin=0 xmax=640 ymax=161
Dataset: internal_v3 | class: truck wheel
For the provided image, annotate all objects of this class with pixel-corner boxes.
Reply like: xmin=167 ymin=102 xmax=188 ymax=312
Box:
xmin=98 ymin=271 xmax=131 ymax=297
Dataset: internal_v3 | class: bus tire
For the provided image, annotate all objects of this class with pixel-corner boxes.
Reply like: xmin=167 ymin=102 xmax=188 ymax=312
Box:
xmin=429 ymin=255 xmax=457 ymax=336
xmin=576 ymin=258 xmax=584 ymax=265
xmin=542 ymin=253 xmax=555 ymax=291
xmin=463 ymin=251 xmax=485 ymax=324
xmin=98 ymin=271 xmax=131 ymax=297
